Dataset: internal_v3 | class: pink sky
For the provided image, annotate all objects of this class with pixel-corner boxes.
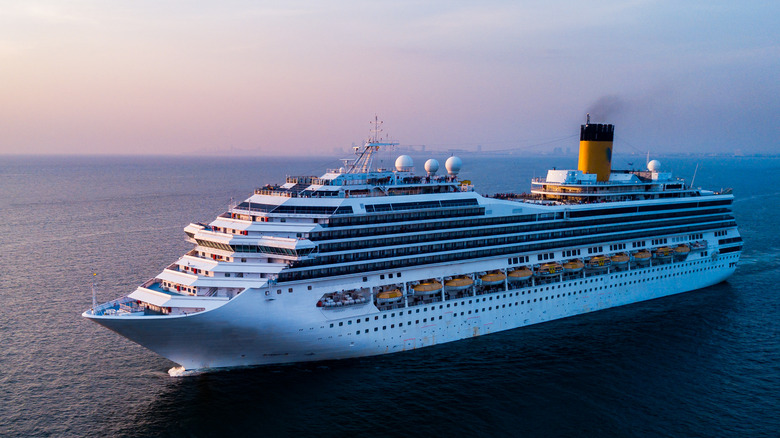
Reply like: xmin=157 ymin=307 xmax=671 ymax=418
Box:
xmin=1 ymin=1 xmax=778 ymax=156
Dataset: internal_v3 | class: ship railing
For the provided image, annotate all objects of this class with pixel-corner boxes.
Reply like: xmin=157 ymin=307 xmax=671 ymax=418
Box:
xmin=89 ymin=296 xmax=142 ymax=316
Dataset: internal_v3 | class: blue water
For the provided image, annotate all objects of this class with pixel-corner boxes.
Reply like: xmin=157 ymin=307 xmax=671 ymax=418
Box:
xmin=1 ymin=154 xmax=778 ymax=437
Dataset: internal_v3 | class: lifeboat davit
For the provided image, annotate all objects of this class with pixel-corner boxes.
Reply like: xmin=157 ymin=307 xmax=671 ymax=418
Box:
xmin=480 ymin=271 xmax=506 ymax=285
xmin=610 ymin=253 xmax=630 ymax=266
xmin=633 ymin=249 xmax=651 ymax=264
xmin=413 ymin=281 xmax=443 ymax=295
xmin=508 ymin=267 xmax=533 ymax=282
xmin=536 ymin=262 xmax=563 ymax=276
xmin=376 ymin=289 xmax=403 ymax=305
xmin=587 ymin=255 xmax=611 ymax=270
xmin=674 ymin=244 xmax=691 ymax=260
xmin=444 ymin=276 xmax=474 ymax=291
xmin=654 ymin=246 xmax=673 ymax=259
xmin=563 ymin=259 xmax=584 ymax=273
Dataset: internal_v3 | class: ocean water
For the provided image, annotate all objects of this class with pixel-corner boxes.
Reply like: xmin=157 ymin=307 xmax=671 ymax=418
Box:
xmin=1 ymin=154 xmax=778 ymax=437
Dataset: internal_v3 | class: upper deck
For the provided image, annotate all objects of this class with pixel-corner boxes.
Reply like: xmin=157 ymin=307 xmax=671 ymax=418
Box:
xmin=527 ymin=166 xmax=706 ymax=204
xmin=253 ymin=138 xmax=472 ymax=200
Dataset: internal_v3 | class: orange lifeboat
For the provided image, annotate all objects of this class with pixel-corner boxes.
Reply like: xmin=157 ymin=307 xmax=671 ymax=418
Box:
xmin=674 ymin=244 xmax=691 ymax=260
xmin=480 ymin=271 xmax=506 ymax=285
xmin=563 ymin=259 xmax=584 ymax=273
xmin=536 ymin=262 xmax=563 ymax=276
xmin=610 ymin=253 xmax=630 ymax=265
xmin=376 ymin=289 xmax=403 ymax=305
xmin=444 ymin=276 xmax=474 ymax=291
xmin=633 ymin=249 xmax=651 ymax=264
xmin=587 ymin=255 xmax=611 ymax=270
xmin=508 ymin=267 xmax=533 ymax=282
xmin=413 ymin=281 xmax=443 ymax=295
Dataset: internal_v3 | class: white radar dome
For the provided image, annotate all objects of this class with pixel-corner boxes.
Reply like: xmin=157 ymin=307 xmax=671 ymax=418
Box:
xmin=647 ymin=160 xmax=661 ymax=172
xmin=445 ymin=156 xmax=462 ymax=175
xmin=395 ymin=155 xmax=414 ymax=172
xmin=424 ymin=159 xmax=440 ymax=175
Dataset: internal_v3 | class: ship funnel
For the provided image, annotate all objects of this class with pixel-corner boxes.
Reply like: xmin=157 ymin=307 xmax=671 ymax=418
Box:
xmin=577 ymin=118 xmax=614 ymax=182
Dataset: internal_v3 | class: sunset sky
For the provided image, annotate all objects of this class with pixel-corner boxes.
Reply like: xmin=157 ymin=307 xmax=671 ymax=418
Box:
xmin=1 ymin=1 xmax=777 ymax=156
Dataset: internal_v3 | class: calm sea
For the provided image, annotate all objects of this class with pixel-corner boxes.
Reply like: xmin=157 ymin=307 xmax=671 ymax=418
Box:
xmin=1 ymin=154 xmax=778 ymax=437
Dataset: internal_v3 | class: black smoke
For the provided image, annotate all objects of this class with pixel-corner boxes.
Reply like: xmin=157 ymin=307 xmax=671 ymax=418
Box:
xmin=586 ymin=95 xmax=627 ymax=123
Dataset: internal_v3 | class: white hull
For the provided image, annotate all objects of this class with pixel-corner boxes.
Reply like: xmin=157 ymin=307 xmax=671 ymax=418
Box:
xmin=86 ymin=252 xmax=739 ymax=370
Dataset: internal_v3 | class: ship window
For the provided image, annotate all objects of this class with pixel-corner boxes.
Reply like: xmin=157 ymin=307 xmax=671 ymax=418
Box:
xmin=288 ymin=288 xmax=293 ymax=293
xmin=416 ymin=320 xmax=419 ymax=324
xmin=374 ymin=328 xmax=378 ymax=331
xmin=356 ymin=331 xmax=360 ymax=335
xmin=399 ymin=322 xmax=403 ymax=327
xmin=339 ymin=322 xmax=343 ymax=326
xmin=277 ymin=290 xmax=282 ymax=294
xmin=363 ymin=277 xmax=368 ymax=282
xmin=330 ymin=323 xmax=333 ymax=328
xmin=347 ymin=320 xmax=352 ymax=325
xmin=308 ymin=286 xmax=312 ymax=290
xmin=391 ymin=324 xmax=394 ymax=328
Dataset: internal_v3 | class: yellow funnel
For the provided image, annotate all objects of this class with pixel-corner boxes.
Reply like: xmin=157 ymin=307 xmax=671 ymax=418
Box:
xmin=577 ymin=123 xmax=614 ymax=182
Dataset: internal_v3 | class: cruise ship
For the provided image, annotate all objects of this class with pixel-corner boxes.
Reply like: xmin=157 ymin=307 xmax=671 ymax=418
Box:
xmin=84 ymin=119 xmax=742 ymax=370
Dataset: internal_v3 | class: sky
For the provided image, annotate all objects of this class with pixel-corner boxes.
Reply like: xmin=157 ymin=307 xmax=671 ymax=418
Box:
xmin=0 ymin=0 xmax=778 ymax=156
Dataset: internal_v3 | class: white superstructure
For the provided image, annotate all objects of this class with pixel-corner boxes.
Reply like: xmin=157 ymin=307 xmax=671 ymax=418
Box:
xmin=84 ymin=120 xmax=742 ymax=370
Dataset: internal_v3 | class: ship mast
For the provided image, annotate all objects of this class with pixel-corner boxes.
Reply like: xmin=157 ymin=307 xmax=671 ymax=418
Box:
xmin=346 ymin=116 xmax=398 ymax=174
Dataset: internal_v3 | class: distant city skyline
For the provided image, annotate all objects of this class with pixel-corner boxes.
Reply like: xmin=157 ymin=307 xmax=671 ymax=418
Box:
xmin=1 ymin=1 xmax=778 ymax=156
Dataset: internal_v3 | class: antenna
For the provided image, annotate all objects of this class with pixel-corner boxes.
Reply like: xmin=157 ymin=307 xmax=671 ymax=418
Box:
xmin=92 ymin=272 xmax=97 ymax=311
xmin=690 ymin=163 xmax=699 ymax=189
xmin=370 ymin=115 xmax=383 ymax=142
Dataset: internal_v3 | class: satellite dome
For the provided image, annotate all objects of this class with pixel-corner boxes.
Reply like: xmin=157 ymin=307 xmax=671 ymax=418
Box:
xmin=424 ymin=159 xmax=440 ymax=175
xmin=395 ymin=155 xmax=414 ymax=172
xmin=647 ymin=160 xmax=661 ymax=172
xmin=445 ymin=156 xmax=462 ymax=175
